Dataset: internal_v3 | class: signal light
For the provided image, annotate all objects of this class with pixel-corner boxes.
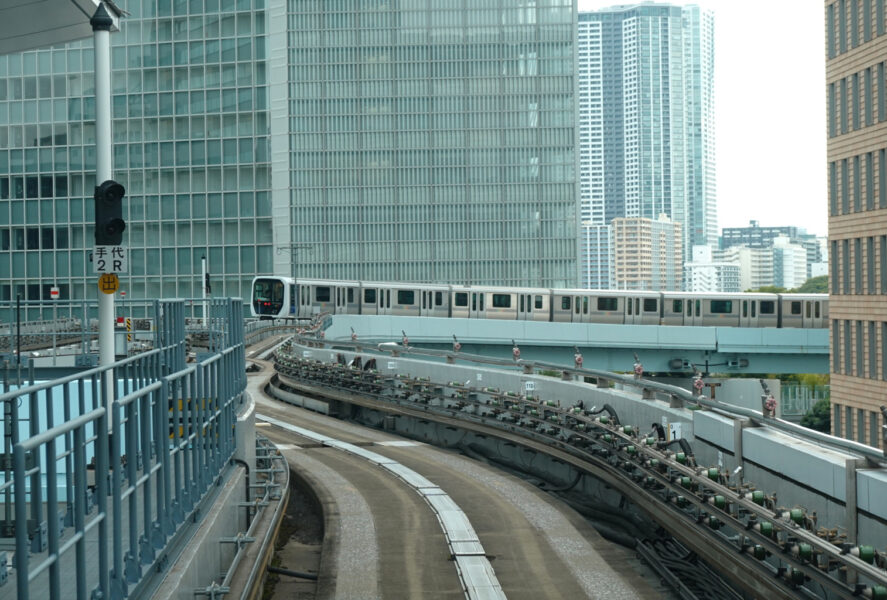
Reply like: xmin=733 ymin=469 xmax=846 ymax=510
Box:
xmin=94 ymin=179 xmax=126 ymax=245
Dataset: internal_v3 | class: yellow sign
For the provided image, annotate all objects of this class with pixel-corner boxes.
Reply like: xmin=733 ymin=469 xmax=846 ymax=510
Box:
xmin=98 ymin=273 xmax=119 ymax=295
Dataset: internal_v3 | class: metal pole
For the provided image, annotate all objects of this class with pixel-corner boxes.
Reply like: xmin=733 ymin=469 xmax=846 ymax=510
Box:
xmin=93 ymin=3 xmax=115 ymax=401
xmin=201 ymin=255 xmax=207 ymax=326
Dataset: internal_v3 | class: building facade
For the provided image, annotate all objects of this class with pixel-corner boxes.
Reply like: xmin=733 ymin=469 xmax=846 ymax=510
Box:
xmin=0 ymin=0 xmax=579 ymax=314
xmin=275 ymin=0 xmax=578 ymax=286
xmin=611 ymin=215 xmax=682 ymax=290
xmin=684 ymin=245 xmax=741 ymax=292
xmin=825 ymin=0 xmax=886 ymax=448
xmin=577 ymin=3 xmax=715 ymax=288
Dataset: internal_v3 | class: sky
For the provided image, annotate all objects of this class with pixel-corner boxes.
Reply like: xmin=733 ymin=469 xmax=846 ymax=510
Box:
xmin=577 ymin=0 xmax=829 ymax=237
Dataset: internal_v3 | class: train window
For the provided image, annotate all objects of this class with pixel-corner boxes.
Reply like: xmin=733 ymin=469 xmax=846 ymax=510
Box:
xmin=695 ymin=300 xmax=701 ymax=316
xmin=386 ymin=289 xmax=390 ymax=308
xmin=455 ymin=292 xmax=468 ymax=307
xmin=575 ymin=297 xmax=580 ymax=313
xmin=520 ymin=295 xmax=525 ymax=312
xmin=471 ymin=293 xmax=476 ymax=311
xmin=535 ymin=295 xmax=543 ymax=309
xmin=815 ymin=302 xmax=820 ymax=318
xmin=561 ymin=296 xmax=571 ymax=310
xmin=397 ymin=290 xmax=415 ymax=305
xmin=710 ymin=300 xmax=732 ymax=314
xmin=315 ymin=286 xmax=330 ymax=302
xmin=751 ymin=301 xmax=756 ymax=317
xmin=435 ymin=291 xmax=443 ymax=306
xmin=422 ymin=292 xmax=426 ymax=309
xmin=598 ymin=297 xmax=618 ymax=311
xmin=805 ymin=302 xmax=811 ymax=318
xmin=672 ymin=299 xmax=683 ymax=313
xmin=742 ymin=301 xmax=748 ymax=317
xmin=791 ymin=301 xmax=801 ymax=315
xmin=583 ymin=297 xmax=588 ymax=314
xmin=347 ymin=288 xmax=354 ymax=303
xmin=643 ymin=299 xmax=657 ymax=312
xmin=479 ymin=293 xmax=485 ymax=311
xmin=760 ymin=301 xmax=775 ymax=314
xmin=627 ymin=299 xmax=632 ymax=315
xmin=493 ymin=294 xmax=511 ymax=308
xmin=364 ymin=288 xmax=376 ymax=303
xmin=687 ymin=301 xmax=692 ymax=316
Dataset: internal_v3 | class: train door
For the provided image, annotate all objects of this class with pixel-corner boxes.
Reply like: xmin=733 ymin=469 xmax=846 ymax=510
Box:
xmin=685 ymin=297 xmax=703 ymax=326
xmin=739 ymin=298 xmax=759 ymax=327
xmin=361 ymin=287 xmax=378 ymax=315
xmin=625 ymin=296 xmax=643 ymax=325
xmin=804 ymin=299 xmax=824 ymax=328
xmin=470 ymin=291 xmax=485 ymax=319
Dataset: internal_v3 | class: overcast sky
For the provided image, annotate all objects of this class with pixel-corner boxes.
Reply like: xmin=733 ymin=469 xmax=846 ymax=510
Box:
xmin=577 ymin=0 xmax=828 ymax=237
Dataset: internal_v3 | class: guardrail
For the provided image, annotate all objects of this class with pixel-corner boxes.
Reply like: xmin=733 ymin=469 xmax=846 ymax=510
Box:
xmin=1 ymin=297 xmax=247 ymax=600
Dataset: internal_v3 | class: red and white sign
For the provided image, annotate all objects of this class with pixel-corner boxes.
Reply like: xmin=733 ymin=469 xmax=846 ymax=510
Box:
xmin=50 ymin=286 xmax=59 ymax=299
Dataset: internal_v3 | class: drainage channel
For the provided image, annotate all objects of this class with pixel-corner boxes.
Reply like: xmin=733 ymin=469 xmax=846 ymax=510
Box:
xmin=257 ymin=413 xmax=507 ymax=600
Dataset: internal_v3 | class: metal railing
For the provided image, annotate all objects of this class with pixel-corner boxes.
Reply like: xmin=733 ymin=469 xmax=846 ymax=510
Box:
xmin=1 ymin=297 xmax=247 ymax=600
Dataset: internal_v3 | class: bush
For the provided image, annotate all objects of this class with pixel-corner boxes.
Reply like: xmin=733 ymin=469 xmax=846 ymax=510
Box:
xmin=800 ymin=398 xmax=831 ymax=433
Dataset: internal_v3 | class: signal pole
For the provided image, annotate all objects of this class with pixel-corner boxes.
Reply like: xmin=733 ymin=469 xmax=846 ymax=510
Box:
xmin=92 ymin=4 xmax=115 ymax=396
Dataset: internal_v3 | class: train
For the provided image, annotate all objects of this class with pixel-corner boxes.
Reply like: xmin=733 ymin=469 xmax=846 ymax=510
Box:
xmin=251 ymin=276 xmax=828 ymax=329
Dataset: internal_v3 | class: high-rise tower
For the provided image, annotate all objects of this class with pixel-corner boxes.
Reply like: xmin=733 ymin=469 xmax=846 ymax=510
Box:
xmin=0 ymin=0 xmax=578 ymax=314
xmin=577 ymin=3 xmax=715 ymax=289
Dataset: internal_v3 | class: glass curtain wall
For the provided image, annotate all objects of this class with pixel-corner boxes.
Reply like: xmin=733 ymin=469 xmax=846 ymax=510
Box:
xmin=284 ymin=0 xmax=578 ymax=286
xmin=0 ymin=0 xmax=272 ymax=312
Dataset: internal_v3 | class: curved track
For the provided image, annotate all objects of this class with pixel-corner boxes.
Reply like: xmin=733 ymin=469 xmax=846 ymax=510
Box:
xmin=250 ymin=359 xmax=667 ymax=600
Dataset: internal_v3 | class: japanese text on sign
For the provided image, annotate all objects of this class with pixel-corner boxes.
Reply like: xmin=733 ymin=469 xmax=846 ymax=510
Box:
xmin=93 ymin=245 xmax=128 ymax=273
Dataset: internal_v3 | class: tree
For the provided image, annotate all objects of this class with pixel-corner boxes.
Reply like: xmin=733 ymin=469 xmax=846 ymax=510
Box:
xmin=793 ymin=275 xmax=828 ymax=293
xmin=800 ymin=398 xmax=831 ymax=433
xmin=745 ymin=285 xmax=787 ymax=293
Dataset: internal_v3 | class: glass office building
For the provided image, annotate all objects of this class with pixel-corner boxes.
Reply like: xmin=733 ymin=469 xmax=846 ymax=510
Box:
xmin=0 ymin=0 xmax=272 ymax=305
xmin=275 ymin=0 xmax=578 ymax=285
xmin=0 ymin=0 xmax=578 ymax=308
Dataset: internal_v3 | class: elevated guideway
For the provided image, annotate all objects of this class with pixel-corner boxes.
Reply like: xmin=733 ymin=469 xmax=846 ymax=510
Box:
xmin=322 ymin=315 xmax=830 ymax=374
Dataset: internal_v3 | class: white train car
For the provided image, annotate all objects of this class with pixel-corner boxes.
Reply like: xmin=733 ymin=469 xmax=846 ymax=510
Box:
xmin=551 ymin=290 xmax=661 ymax=325
xmin=296 ymin=279 xmax=360 ymax=318
xmin=361 ymin=282 xmax=450 ymax=317
xmin=251 ymin=275 xmax=297 ymax=319
xmin=661 ymin=292 xmax=780 ymax=327
xmin=449 ymin=286 xmax=550 ymax=321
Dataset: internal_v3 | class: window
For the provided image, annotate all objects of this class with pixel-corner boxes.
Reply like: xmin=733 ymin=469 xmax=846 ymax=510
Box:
xmin=397 ymin=290 xmax=415 ymax=305
xmin=643 ymin=298 xmax=657 ymax=312
xmin=833 ymin=320 xmax=841 ymax=373
xmin=315 ymin=286 xmax=330 ymax=302
xmin=534 ymin=296 xmax=543 ymax=309
xmin=364 ymin=288 xmax=376 ymax=303
xmin=347 ymin=288 xmax=353 ymax=303
xmin=834 ymin=402 xmax=842 ymax=437
xmin=561 ymin=296 xmax=571 ymax=310
xmin=597 ymin=297 xmax=617 ymax=311
xmin=870 ymin=321 xmax=877 ymax=379
xmin=871 ymin=411 xmax=880 ymax=449
xmin=710 ymin=300 xmax=732 ymax=314
xmin=791 ymin=301 xmax=802 ymax=315
xmin=435 ymin=291 xmax=443 ymax=306
xmin=492 ymin=294 xmax=511 ymax=308
xmin=857 ymin=320 xmax=864 ymax=376
xmin=672 ymin=299 xmax=683 ymax=313
xmin=743 ymin=301 xmax=748 ymax=318
xmin=454 ymin=292 xmax=468 ymax=307
xmin=760 ymin=301 xmax=775 ymax=314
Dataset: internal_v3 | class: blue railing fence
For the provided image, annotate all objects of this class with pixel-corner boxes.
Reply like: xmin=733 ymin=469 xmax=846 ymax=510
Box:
xmin=1 ymin=297 xmax=246 ymax=600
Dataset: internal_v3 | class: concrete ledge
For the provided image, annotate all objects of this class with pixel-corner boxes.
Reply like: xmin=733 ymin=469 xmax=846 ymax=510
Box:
xmin=150 ymin=466 xmax=249 ymax=600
